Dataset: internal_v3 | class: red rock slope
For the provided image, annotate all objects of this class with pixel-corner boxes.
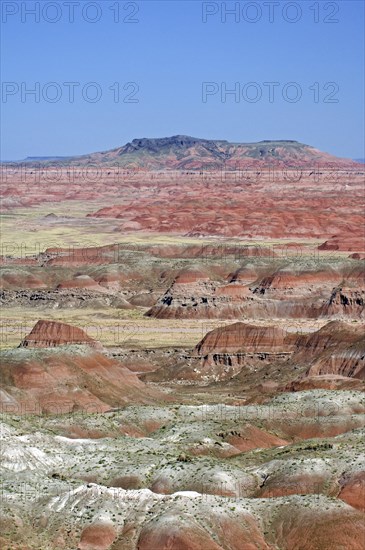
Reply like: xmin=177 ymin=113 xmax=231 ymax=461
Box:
xmin=19 ymin=319 xmax=103 ymax=351
xmin=1 ymin=321 xmax=164 ymax=414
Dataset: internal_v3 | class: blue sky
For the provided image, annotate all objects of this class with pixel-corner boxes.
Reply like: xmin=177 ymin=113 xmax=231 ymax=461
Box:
xmin=1 ymin=0 xmax=364 ymax=159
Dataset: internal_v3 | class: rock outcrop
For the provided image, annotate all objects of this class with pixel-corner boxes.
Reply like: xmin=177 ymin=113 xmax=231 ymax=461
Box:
xmin=147 ymin=263 xmax=365 ymax=320
xmin=196 ymin=322 xmax=293 ymax=355
xmin=19 ymin=320 xmax=103 ymax=350
xmin=163 ymin=320 xmax=365 ymax=384
xmin=325 ymin=287 xmax=365 ymax=318
xmin=2 ymin=321 xmax=164 ymax=414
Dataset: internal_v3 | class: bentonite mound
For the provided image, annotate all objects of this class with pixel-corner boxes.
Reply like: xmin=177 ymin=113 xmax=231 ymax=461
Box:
xmin=293 ymin=320 xmax=365 ymax=363
xmin=157 ymin=320 xmax=365 ymax=384
xmin=187 ymin=322 xmax=296 ymax=381
xmin=146 ymin=262 xmax=365 ymax=320
xmin=279 ymin=320 xmax=365 ymax=383
xmin=338 ymin=471 xmax=365 ymax=511
xmin=2 ymin=320 xmax=165 ymax=414
xmin=173 ymin=268 xmax=210 ymax=284
xmin=196 ymin=320 xmax=364 ymax=362
xmin=0 ymin=346 xmax=162 ymax=414
xmin=78 ymin=522 xmax=118 ymax=549
xmin=19 ymin=319 xmax=103 ymax=351
xmin=57 ymin=275 xmax=110 ymax=293
xmin=0 ymin=270 xmax=47 ymax=289
xmin=195 ymin=322 xmax=294 ymax=355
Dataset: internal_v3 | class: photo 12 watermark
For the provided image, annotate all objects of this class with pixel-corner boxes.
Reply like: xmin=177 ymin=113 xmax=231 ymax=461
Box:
xmin=1 ymin=1 xmax=140 ymax=24
xmin=202 ymin=81 xmax=339 ymax=104
xmin=1 ymin=81 xmax=140 ymax=104
xmin=201 ymin=2 xmax=340 ymax=24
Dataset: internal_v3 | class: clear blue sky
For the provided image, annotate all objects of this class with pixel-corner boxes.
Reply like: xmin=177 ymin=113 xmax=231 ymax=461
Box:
xmin=1 ymin=0 xmax=364 ymax=159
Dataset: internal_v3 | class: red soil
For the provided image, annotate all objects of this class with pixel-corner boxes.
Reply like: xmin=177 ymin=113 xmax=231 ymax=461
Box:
xmin=221 ymin=423 xmax=288 ymax=451
xmin=0 ymin=345 xmax=162 ymax=414
xmin=338 ymin=472 xmax=365 ymax=511
xmin=146 ymin=264 xmax=364 ymax=320
xmin=196 ymin=323 xmax=293 ymax=355
xmin=78 ymin=522 xmax=117 ymax=550
xmin=285 ymin=375 xmax=364 ymax=392
xmin=1 ymin=320 xmax=165 ymax=414
xmin=1 ymin=271 xmax=47 ymax=289
xmin=57 ymin=275 xmax=107 ymax=292
xmin=20 ymin=320 xmax=102 ymax=350
xmin=174 ymin=269 xmax=210 ymax=284
xmin=269 ymin=505 xmax=365 ymax=550
xmin=137 ymin=512 xmax=272 ymax=550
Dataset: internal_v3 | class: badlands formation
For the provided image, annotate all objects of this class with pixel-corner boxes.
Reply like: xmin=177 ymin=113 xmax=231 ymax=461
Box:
xmin=0 ymin=137 xmax=364 ymax=549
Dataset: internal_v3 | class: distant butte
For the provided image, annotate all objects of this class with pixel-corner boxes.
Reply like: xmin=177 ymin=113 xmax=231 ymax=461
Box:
xmin=10 ymin=135 xmax=361 ymax=170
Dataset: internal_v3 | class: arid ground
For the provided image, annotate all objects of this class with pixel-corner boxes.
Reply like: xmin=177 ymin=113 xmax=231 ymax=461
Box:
xmin=0 ymin=138 xmax=364 ymax=549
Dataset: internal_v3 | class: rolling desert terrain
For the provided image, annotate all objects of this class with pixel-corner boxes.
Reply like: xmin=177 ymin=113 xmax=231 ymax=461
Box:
xmin=0 ymin=137 xmax=364 ymax=549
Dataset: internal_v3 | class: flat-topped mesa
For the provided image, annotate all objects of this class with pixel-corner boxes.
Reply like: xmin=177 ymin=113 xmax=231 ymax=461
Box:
xmin=125 ymin=135 xmax=228 ymax=150
xmin=10 ymin=135 xmax=362 ymax=171
xmin=19 ymin=320 xmax=103 ymax=351
xmin=196 ymin=322 xmax=294 ymax=356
